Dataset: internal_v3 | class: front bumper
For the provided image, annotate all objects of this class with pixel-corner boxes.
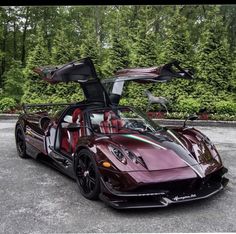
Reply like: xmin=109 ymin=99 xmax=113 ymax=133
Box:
xmin=99 ymin=167 xmax=229 ymax=209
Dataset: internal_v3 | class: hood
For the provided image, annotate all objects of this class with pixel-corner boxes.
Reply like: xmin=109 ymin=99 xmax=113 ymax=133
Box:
xmin=107 ymin=128 xmax=221 ymax=177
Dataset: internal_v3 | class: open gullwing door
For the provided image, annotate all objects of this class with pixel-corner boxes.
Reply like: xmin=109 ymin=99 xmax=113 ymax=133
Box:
xmin=102 ymin=60 xmax=194 ymax=105
xmin=34 ymin=57 xmax=111 ymax=105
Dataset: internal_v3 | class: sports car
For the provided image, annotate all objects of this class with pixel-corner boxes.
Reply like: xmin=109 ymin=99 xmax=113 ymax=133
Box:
xmin=15 ymin=57 xmax=228 ymax=209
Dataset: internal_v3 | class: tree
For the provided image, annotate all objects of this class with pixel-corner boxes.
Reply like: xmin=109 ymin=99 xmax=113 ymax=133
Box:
xmin=130 ymin=6 xmax=158 ymax=67
xmin=220 ymin=5 xmax=236 ymax=51
xmin=195 ymin=6 xmax=231 ymax=94
xmin=21 ymin=7 xmax=30 ymax=66
xmin=50 ymin=28 xmax=83 ymax=103
xmin=21 ymin=27 xmax=51 ymax=104
xmin=0 ymin=7 xmax=9 ymax=82
xmin=120 ymin=6 xmax=158 ymax=111
xmin=130 ymin=28 xmax=157 ymax=67
xmin=151 ymin=6 xmax=193 ymax=111
xmin=102 ymin=33 xmax=129 ymax=78
xmin=159 ymin=7 xmax=192 ymax=65
xmin=0 ymin=5 xmax=234 ymax=115
xmin=230 ymin=50 xmax=236 ymax=95
xmin=51 ymin=29 xmax=78 ymax=64
xmin=2 ymin=60 xmax=23 ymax=102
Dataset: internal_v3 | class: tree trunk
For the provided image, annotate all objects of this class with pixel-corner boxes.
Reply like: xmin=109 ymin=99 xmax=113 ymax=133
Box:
xmin=13 ymin=20 xmax=17 ymax=60
xmin=43 ymin=8 xmax=49 ymax=53
xmin=21 ymin=7 xmax=29 ymax=66
xmin=0 ymin=16 xmax=8 ymax=85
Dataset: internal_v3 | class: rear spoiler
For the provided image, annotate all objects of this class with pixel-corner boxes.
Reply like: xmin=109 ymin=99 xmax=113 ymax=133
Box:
xmin=22 ymin=103 xmax=73 ymax=114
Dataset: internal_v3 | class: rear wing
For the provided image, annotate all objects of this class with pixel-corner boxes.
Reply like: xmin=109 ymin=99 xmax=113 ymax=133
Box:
xmin=22 ymin=103 xmax=73 ymax=114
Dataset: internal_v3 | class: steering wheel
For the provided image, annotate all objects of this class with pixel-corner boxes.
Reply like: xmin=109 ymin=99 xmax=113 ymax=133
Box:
xmin=123 ymin=121 xmax=133 ymax=129
xmin=123 ymin=120 xmax=150 ymax=132
xmin=123 ymin=120 xmax=143 ymax=130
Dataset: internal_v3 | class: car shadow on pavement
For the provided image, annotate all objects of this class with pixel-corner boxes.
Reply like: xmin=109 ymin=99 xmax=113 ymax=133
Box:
xmin=25 ymin=154 xmax=228 ymax=216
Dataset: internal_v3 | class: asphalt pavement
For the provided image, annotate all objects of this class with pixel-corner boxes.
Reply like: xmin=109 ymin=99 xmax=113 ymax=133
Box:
xmin=0 ymin=119 xmax=235 ymax=233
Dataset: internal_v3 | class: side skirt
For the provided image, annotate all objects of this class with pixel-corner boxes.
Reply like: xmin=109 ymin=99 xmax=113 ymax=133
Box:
xmin=26 ymin=142 xmax=41 ymax=159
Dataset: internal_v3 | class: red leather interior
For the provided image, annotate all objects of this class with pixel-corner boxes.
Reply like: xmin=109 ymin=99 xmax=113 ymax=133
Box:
xmin=60 ymin=108 xmax=84 ymax=154
xmin=111 ymin=118 xmax=124 ymax=133
xmin=71 ymin=108 xmax=84 ymax=152
xmin=100 ymin=111 xmax=111 ymax=134
xmin=100 ymin=111 xmax=125 ymax=134
xmin=72 ymin=108 xmax=82 ymax=123
xmin=61 ymin=128 xmax=70 ymax=152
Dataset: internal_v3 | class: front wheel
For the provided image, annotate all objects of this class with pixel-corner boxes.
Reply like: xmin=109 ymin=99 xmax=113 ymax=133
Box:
xmin=74 ymin=149 xmax=100 ymax=200
xmin=15 ymin=124 xmax=29 ymax=158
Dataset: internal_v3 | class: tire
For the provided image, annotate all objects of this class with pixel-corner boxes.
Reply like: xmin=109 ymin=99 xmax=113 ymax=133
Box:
xmin=15 ymin=124 xmax=29 ymax=158
xmin=74 ymin=149 xmax=100 ymax=200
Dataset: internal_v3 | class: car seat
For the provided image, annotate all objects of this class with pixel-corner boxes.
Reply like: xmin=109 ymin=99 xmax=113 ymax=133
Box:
xmin=71 ymin=108 xmax=85 ymax=152
xmin=60 ymin=108 xmax=84 ymax=154
xmin=100 ymin=111 xmax=124 ymax=134
xmin=110 ymin=112 xmax=125 ymax=133
xmin=100 ymin=111 xmax=111 ymax=134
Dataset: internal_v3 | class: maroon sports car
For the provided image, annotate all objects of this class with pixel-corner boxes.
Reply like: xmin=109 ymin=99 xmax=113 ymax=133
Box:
xmin=15 ymin=58 xmax=228 ymax=209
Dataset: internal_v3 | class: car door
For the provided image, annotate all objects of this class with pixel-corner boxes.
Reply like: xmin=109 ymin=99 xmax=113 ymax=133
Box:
xmin=25 ymin=114 xmax=47 ymax=156
xmin=102 ymin=60 xmax=194 ymax=105
xmin=34 ymin=57 xmax=111 ymax=106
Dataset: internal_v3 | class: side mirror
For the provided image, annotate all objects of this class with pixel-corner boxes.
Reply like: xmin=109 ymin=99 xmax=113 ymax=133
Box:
xmin=39 ymin=116 xmax=51 ymax=132
xmin=183 ymin=114 xmax=198 ymax=128
xmin=63 ymin=115 xmax=73 ymax=123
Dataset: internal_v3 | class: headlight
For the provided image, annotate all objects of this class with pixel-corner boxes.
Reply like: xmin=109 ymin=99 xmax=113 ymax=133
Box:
xmin=108 ymin=145 xmax=127 ymax=164
xmin=196 ymin=133 xmax=215 ymax=150
xmin=108 ymin=144 xmax=146 ymax=167
xmin=124 ymin=149 xmax=137 ymax=163
xmin=202 ymin=135 xmax=215 ymax=150
xmin=198 ymin=133 xmax=221 ymax=161
xmin=125 ymin=150 xmax=147 ymax=168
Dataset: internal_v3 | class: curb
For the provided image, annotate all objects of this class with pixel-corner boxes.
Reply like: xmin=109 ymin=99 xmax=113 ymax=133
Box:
xmin=0 ymin=114 xmax=19 ymax=120
xmin=0 ymin=114 xmax=236 ymax=127
xmin=153 ymin=119 xmax=236 ymax=127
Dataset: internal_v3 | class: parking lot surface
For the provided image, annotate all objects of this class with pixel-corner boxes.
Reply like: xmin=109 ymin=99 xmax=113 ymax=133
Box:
xmin=0 ymin=119 xmax=235 ymax=233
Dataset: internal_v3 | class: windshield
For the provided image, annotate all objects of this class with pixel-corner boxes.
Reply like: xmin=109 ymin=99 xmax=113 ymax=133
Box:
xmin=89 ymin=107 xmax=162 ymax=134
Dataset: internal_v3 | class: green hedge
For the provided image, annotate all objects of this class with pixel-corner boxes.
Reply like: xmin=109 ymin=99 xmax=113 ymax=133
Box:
xmin=175 ymin=98 xmax=201 ymax=114
xmin=0 ymin=97 xmax=17 ymax=112
xmin=213 ymin=101 xmax=236 ymax=115
xmin=1 ymin=94 xmax=236 ymax=120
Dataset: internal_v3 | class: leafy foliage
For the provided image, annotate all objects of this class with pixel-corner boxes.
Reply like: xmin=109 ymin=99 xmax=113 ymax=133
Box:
xmin=102 ymin=35 xmax=130 ymax=78
xmin=213 ymin=100 xmax=236 ymax=115
xmin=21 ymin=27 xmax=51 ymax=104
xmin=177 ymin=98 xmax=201 ymax=113
xmin=196 ymin=7 xmax=231 ymax=91
xmin=0 ymin=97 xmax=16 ymax=112
xmin=0 ymin=6 xmax=235 ymax=118
xmin=2 ymin=60 xmax=24 ymax=102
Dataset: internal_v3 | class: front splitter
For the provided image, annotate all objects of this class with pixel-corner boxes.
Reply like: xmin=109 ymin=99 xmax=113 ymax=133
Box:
xmin=99 ymin=177 xmax=229 ymax=209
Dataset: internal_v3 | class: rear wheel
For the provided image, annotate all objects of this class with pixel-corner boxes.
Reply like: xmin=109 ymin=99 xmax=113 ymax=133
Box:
xmin=74 ymin=149 xmax=100 ymax=200
xmin=15 ymin=125 xmax=28 ymax=158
